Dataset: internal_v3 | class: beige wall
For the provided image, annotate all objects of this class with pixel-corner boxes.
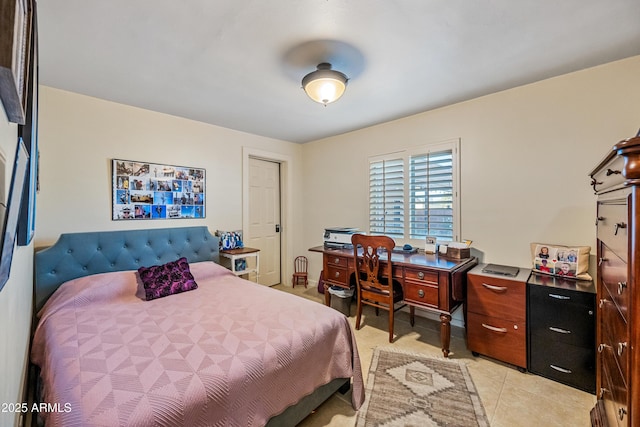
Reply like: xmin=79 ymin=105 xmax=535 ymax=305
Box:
xmin=302 ymin=56 xmax=640 ymax=286
xmin=0 ymin=108 xmax=34 ymax=427
xmin=36 ymin=87 xmax=305 ymax=266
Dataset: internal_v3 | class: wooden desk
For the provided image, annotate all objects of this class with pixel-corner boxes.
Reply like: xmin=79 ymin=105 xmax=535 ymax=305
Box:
xmin=220 ymin=247 xmax=260 ymax=282
xmin=309 ymin=245 xmax=477 ymax=357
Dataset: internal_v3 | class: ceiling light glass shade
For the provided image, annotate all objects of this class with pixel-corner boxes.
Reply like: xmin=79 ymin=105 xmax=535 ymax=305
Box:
xmin=302 ymin=63 xmax=348 ymax=106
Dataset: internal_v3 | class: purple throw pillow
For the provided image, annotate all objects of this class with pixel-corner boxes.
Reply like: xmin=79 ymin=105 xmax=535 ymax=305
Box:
xmin=138 ymin=257 xmax=198 ymax=301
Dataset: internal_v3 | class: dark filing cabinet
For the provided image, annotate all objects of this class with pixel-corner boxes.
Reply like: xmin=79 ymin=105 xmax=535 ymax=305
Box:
xmin=527 ymin=272 xmax=596 ymax=393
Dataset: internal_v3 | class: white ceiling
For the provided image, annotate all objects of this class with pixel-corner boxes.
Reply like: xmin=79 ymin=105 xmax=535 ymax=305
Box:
xmin=37 ymin=0 xmax=640 ymax=144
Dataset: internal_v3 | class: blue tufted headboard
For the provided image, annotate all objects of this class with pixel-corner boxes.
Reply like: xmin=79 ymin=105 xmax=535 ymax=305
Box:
xmin=35 ymin=226 xmax=219 ymax=312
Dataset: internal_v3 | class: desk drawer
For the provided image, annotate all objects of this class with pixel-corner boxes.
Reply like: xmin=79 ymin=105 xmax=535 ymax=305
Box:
xmin=468 ymin=274 xmax=526 ymax=321
xmin=597 ymin=200 xmax=628 ymax=262
xmin=404 ymin=268 xmax=438 ymax=284
xmin=404 ymin=281 xmax=439 ymax=307
xmin=600 ymin=244 xmax=629 ymax=321
xmin=467 ymin=312 xmax=526 ymax=368
xmin=601 ymin=347 xmax=628 ymax=427
xmin=326 ymin=254 xmax=350 ymax=268
xmin=325 ymin=265 xmax=349 ymax=286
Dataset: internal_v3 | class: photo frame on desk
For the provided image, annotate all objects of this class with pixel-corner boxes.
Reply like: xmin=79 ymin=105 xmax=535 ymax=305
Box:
xmin=0 ymin=0 xmax=32 ymax=124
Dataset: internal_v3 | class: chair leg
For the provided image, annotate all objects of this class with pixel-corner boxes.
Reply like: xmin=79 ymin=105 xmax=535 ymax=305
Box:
xmin=388 ymin=309 xmax=395 ymax=343
xmin=409 ymin=305 xmax=415 ymax=327
xmin=355 ymin=299 xmax=363 ymax=330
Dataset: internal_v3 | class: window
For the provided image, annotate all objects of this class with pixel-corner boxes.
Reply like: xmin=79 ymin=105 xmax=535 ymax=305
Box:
xmin=369 ymin=139 xmax=460 ymax=242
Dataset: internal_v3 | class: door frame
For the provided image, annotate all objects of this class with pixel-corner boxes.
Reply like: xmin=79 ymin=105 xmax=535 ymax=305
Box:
xmin=242 ymin=147 xmax=292 ymax=285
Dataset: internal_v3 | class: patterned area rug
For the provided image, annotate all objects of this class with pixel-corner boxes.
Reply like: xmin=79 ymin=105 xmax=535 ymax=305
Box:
xmin=357 ymin=347 xmax=489 ymax=427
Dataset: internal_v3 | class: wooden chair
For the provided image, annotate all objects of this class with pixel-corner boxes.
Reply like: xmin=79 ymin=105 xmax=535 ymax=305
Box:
xmin=292 ymin=256 xmax=308 ymax=288
xmin=351 ymin=234 xmax=409 ymax=343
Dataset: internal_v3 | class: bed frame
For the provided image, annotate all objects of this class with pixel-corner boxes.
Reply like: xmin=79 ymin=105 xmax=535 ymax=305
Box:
xmin=33 ymin=226 xmax=349 ymax=426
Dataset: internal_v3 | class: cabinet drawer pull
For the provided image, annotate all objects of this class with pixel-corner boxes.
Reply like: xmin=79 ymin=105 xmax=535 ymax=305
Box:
xmin=599 ymin=387 xmax=608 ymax=399
xmin=549 ymin=326 xmax=571 ymax=334
xmin=548 ymin=293 xmax=570 ymax=300
xmin=598 ymin=257 xmax=608 ymax=266
xmin=417 ymin=271 xmax=425 ymax=280
xmin=334 ymin=271 xmax=340 ymax=278
xmin=614 ymin=222 xmax=627 ymax=235
xmin=599 ymin=298 xmax=609 ymax=308
xmin=550 ymin=364 xmax=572 ymax=374
xmin=606 ymin=168 xmax=621 ymax=176
xmin=598 ymin=343 xmax=611 ymax=353
xmin=417 ymin=289 xmax=425 ymax=298
xmin=481 ymin=323 xmax=507 ymax=333
xmin=334 ymin=257 xmax=341 ymax=264
xmin=618 ymin=342 xmax=627 ymax=356
xmin=481 ymin=283 xmax=507 ymax=292
xmin=618 ymin=407 xmax=627 ymax=421
xmin=618 ymin=281 xmax=627 ymax=295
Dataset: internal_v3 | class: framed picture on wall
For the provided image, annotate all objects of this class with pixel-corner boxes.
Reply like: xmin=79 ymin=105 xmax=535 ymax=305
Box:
xmin=17 ymin=2 xmax=37 ymax=246
xmin=0 ymin=0 xmax=32 ymax=124
xmin=112 ymin=159 xmax=206 ymax=220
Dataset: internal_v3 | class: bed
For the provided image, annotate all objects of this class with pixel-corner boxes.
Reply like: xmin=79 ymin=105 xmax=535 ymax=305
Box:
xmin=31 ymin=226 xmax=364 ymax=426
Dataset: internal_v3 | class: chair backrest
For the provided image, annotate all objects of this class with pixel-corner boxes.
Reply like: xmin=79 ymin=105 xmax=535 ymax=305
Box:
xmin=294 ymin=256 xmax=308 ymax=273
xmin=351 ymin=234 xmax=395 ymax=292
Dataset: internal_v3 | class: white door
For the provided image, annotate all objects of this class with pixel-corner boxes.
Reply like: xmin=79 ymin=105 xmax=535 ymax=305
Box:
xmin=247 ymin=158 xmax=281 ymax=286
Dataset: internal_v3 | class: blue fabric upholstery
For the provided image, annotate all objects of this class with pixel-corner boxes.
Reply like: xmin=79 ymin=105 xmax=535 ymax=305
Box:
xmin=35 ymin=226 xmax=219 ymax=311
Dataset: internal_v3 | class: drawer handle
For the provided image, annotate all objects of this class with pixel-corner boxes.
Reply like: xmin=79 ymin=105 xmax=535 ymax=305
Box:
xmin=599 ymin=298 xmax=609 ymax=308
xmin=482 ymin=283 xmax=507 ymax=292
xmin=618 ymin=342 xmax=627 ymax=357
xmin=334 ymin=257 xmax=341 ymax=264
xmin=618 ymin=281 xmax=627 ymax=295
xmin=548 ymin=293 xmax=570 ymax=300
xmin=595 ymin=216 xmax=604 ymax=226
xmin=334 ymin=271 xmax=340 ymax=278
xmin=591 ymin=178 xmax=603 ymax=191
xmin=619 ymin=407 xmax=627 ymax=421
xmin=598 ymin=343 xmax=611 ymax=353
xmin=614 ymin=222 xmax=627 ymax=235
xmin=549 ymin=364 xmax=572 ymax=374
xmin=549 ymin=326 xmax=571 ymax=334
xmin=481 ymin=323 xmax=507 ymax=333
xmin=598 ymin=257 xmax=608 ymax=266
xmin=417 ymin=289 xmax=425 ymax=298
xmin=599 ymin=387 xmax=608 ymax=399
xmin=606 ymin=168 xmax=621 ymax=176
xmin=417 ymin=271 xmax=424 ymax=280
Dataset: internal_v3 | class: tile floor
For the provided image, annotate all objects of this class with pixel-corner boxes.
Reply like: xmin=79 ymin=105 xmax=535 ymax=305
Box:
xmin=273 ymin=283 xmax=596 ymax=427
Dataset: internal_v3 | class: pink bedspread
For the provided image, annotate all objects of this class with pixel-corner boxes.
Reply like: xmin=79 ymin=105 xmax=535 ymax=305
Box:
xmin=31 ymin=261 xmax=364 ymax=426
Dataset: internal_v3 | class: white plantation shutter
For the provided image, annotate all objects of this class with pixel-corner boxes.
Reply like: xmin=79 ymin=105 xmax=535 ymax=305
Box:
xmin=409 ymin=150 xmax=454 ymax=239
xmin=369 ymin=140 xmax=459 ymax=241
xmin=369 ymin=158 xmax=404 ymax=238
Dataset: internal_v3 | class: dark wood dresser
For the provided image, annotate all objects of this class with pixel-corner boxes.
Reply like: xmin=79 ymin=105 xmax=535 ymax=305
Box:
xmin=589 ymin=135 xmax=640 ymax=427
xmin=467 ymin=264 xmax=530 ymax=371
xmin=527 ymin=273 xmax=596 ymax=393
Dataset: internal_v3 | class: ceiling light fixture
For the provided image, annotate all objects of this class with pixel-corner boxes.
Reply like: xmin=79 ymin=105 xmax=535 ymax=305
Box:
xmin=302 ymin=63 xmax=348 ymax=106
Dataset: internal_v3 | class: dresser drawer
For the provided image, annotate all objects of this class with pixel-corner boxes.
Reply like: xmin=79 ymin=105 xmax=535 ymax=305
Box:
xmin=529 ymin=335 xmax=595 ymax=393
xmin=600 ymin=243 xmax=629 ymax=321
xmin=597 ymin=200 xmax=629 ymax=262
xmin=591 ymin=154 xmax=625 ymax=193
xmin=467 ymin=312 xmax=526 ymax=368
xmin=600 ymin=296 xmax=629 ymax=381
xmin=601 ymin=347 xmax=628 ymax=427
xmin=529 ymin=285 xmax=595 ymax=347
xmin=403 ymin=281 xmax=438 ymax=307
xmin=468 ymin=273 xmax=525 ymax=321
